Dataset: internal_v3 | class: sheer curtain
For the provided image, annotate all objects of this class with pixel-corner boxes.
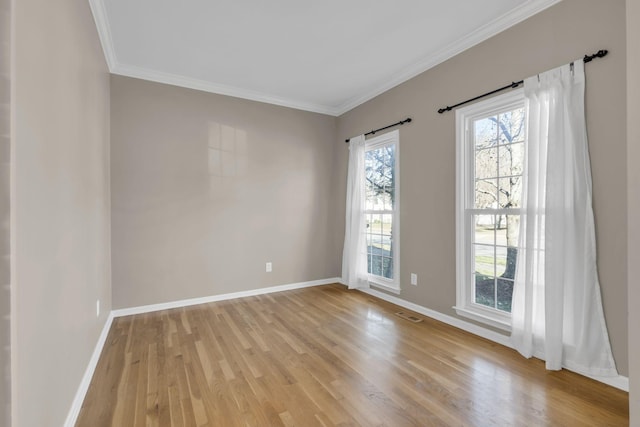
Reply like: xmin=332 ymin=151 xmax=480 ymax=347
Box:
xmin=511 ymin=61 xmax=617 ymax=376
xmin=342 ymin=135 xmax=368 ymax=289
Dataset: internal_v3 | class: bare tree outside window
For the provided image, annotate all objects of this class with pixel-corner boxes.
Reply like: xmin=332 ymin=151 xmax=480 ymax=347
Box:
xmin=473 ymin=107 xmax=525 ymax=312
xmin=365 ymin=144 xmax=396 ymax=280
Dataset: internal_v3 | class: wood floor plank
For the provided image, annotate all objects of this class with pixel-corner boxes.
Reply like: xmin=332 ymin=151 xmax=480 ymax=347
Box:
xmin=76 ymin=284 xmax=629 ymax=426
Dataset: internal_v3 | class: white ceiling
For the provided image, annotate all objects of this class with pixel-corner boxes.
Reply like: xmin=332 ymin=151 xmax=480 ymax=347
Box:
xmin=89 ymin=0 xmax=560 ymax=116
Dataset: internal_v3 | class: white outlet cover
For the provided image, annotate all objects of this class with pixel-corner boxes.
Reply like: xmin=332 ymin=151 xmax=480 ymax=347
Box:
xmin=410 ymin=273 xmax=417 ymax=285
xmin=266 ymin=262 xmax=272 ymax=272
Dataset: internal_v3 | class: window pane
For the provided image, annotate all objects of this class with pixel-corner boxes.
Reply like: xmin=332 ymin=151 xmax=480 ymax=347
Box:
xmin=475 ymin=274 xmax=495 ymax=308
xmin=498 ymin=143 xmax=524 ymax=177
xmin=382 ymin=257 xmax=393 ymax=279
xmin=475 ymin=179 xmax=497 ymax=209
xmin=370 ymin=238 xmax=384 ymax=256
xmin=496 ymin=215 xmax=520 ymax=248
xmin=365 ymin=145 xmax=395 ymax=211
xmin=475 ymin=147 xmax=497 ymax=179
xmin=366 ymin=214 xmax=373 ymax=264
xmin=370 ymin=214 xmax=382 ymax=234
xmin=495 ymin=246 xmax=507 ymax=277
xmin=499 ymin=108 xmax=525 ymax=144
xmin=365 ymin=151 xmax=378 ymax=210
xmin=498 ymin=177 xmax=522 ymax=208
xmin=495 ymin=215 xmax=505 ymax=245
xmin=497 ymin=278 xmax=514 ymax=312
xmin=381 ymin=235 xmax=392 ymax=256
xmin=474 ymin=116 xmax=498 ymax=149
xmin=474 ymin=215 xmax=494 ymax=245
xmin=382 ymin=214 xmax=393 ymax=258
xmin=474 ymin=244 xmax=494 ymax=277
xmin=371 ymin=255 xmax=383 ymax=276
xmin=366 ymin=209 xmax=395 ymax=280
xmin=384 ymin=144 xmax=396 ymax=209
xmin=365 ymin=188 xmax=375 ymax=210
xmin=502 ymin=247 xmax=518 ymax=281
xmin=381 ymin=214 xmax=392 ymax=234
xmin=382 ymin=186 xmax=392 ymax=211
xmin=365 ymin=148 xmax=383 ymax=208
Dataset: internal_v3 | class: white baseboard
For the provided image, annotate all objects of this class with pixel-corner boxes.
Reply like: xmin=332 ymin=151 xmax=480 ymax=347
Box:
xmin=590 ymin=372 xmax=629 ymax=391
xmin=112 ymin=277 xmax=342 ymax=317
xmin=64 ymin=311 xmax=115 ymax=427
xmin=357 ymin=286 xmax=629 ymax=392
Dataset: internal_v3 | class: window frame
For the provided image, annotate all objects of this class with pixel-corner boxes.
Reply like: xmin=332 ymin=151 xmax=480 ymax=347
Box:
xmin=454 ymin=89 xmax=525 ymax=331
xmin=364 ymin=130 xmax=400 ymax=294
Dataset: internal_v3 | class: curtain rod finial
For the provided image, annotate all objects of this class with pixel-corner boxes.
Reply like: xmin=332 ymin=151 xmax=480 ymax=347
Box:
xmin=584 ymin=49 xmax=608 ymax=63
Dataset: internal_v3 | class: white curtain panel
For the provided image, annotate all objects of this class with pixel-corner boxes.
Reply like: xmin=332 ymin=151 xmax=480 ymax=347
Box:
xmin=341 ymin=135 xmax=368 ymax=289
xmin=511 ymin=61 xmax=618 ymax=376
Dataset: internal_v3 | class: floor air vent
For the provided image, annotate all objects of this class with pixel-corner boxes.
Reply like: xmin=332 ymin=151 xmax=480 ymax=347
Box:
xmin=394 ymin=311 xmax=423 ymax=323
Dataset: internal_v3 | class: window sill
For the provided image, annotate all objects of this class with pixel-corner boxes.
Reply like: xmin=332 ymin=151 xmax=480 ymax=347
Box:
xmin=369 ymin=280 xmax=401 ymax=295
xmin=453 ymin=306 xmax=511 ymax=332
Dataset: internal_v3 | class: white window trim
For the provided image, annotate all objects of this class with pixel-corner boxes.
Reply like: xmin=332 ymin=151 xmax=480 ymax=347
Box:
xmin=454 ymin=89 xmax=524 ymax=332
xmin=365 ymin=129 xmax=400 ymax=294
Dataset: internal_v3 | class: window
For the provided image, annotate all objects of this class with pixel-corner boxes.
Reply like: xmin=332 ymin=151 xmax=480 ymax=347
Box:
xmin=365 ymin=130 xmax=400 ymax=293
xmin=455 ymin=90 xmax=525 ymax=330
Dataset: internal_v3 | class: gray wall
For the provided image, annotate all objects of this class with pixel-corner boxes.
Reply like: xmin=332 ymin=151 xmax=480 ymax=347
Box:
xmin=5 ymin=1 xmax=633 ymax=425
xmin=334 ymin=0 xmax=629 ymax=376
xmin=12 ymin=0 xmax=111 ymax=425
xmin=110 ymin=76 xmax=339 ymax=309
xmin=627 ymin=0 xmax=639 ymax=423
xmin=0 ymin=0 xmax=10 ymax=423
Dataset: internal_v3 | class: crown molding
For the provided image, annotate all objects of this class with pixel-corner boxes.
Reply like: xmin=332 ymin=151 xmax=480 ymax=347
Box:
xmin=111 ymin=63 xmax=340 ymax=115
xmin=333 ymin=0 xmax=562 ymax=115
xmin=88 ymin=0 xmax=561 ymax=117
xmin=87 ymin=0 xmax=117 ymax=70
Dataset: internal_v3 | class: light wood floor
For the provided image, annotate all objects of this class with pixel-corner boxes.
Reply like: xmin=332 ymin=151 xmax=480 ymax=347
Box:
xmin=76 ymin=284 xmax=629 ymax=426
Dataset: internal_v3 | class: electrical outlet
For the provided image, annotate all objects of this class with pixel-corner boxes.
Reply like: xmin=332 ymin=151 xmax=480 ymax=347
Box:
xmin=96 ymin=299 xmax=100 ymax=317
xmin=410 ymin=273 xmax=417 ymax=286
xmin=266 ymin=262 xmax=272 ymax=272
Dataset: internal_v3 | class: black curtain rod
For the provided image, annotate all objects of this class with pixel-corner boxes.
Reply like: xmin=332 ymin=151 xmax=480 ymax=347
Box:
xmin=437 ymin=49 xmax=608 ymax=114
xmin=345 ymin=118 xmax=412 ymax=143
